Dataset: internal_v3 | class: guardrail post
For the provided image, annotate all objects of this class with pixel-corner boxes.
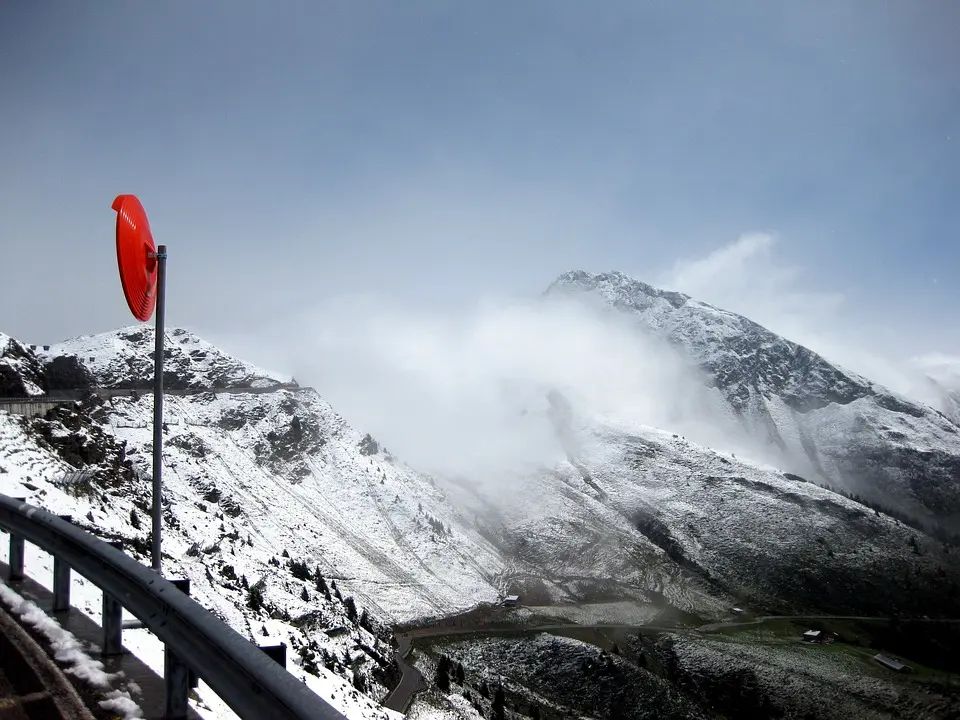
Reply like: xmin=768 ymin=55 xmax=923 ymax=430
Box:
xmin=102 ymin=541 xmax=124 ymax=656
xmin=169 ymin=578 xmax=198 ymax=689
xmin=7 ymin=497 xmax=26 ymax=581
xmin=259 ymin=643 xmax=287 ymax=668
xmin=8 ymin=533 xmax=24 ymax=581
xmin=164 ymin=644 xmax=190 ymax=718
xmin=52 ymin=515 xmax=73 ymax=612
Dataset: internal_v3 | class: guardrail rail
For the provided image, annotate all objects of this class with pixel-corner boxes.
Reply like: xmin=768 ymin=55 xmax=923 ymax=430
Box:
xmin=0 ymin=493 xmax=347 ymax=720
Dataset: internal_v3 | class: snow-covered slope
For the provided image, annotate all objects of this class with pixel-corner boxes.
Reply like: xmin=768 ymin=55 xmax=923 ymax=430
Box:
xmin=448 ymin=393 xmax=960 ymax=619
xmin=0 ymin=408 xmax=402 ymax=720
xmin=101 ymin=386 xmax=504 ymax=621
xmin=546 ymin=271 xmax=960 ymax=534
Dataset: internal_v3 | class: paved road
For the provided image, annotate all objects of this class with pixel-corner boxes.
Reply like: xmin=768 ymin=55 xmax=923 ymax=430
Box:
xmin=382 ymin=634 xmax=426 ymax=714
xmin=0 ymin=600 xmax=94 ymax=720
xmin=382 ymin=620 xmax=694 ymax=711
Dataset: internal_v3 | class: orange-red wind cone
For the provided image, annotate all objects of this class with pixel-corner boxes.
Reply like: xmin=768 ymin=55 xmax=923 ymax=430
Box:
xmin=113 ymin=194 xmax=158 ymax=322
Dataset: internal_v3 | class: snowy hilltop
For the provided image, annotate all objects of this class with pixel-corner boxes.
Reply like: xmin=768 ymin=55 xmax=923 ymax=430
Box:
xmin=37 ymin=326 xmax=294 ymax=390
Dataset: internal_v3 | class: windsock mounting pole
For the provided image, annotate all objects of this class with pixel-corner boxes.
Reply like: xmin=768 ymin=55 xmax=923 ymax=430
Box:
xmin=151 ymin=245 xmax=167 ymax=575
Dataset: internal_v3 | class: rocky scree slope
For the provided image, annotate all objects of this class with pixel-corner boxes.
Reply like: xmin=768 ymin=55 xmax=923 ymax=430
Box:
xmin=547 ymin=271 xmax=960 ymax=535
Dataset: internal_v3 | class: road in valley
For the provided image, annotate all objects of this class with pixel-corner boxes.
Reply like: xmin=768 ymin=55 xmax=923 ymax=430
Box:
xmin=383 ymin=611 xmax=960 ymax=713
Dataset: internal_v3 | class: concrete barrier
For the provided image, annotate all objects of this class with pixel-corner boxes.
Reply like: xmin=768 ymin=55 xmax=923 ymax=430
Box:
xmin=0 ymin=384 xmax=310 ymax=418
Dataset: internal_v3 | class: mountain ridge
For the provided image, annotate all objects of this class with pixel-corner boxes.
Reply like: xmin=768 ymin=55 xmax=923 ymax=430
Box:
xmin=546 ymin=270 xmax=960 ymax=534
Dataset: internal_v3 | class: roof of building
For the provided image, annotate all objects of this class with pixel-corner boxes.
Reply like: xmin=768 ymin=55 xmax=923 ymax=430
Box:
xmin=504 ymin=595 xmax=520 ymax=602
xmin=874 ymin=654 xmax=907 ymax=671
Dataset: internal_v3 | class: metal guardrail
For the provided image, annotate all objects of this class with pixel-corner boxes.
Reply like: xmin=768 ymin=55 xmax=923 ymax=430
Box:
xmin=0 ymin=494 xmax=346 ymax=720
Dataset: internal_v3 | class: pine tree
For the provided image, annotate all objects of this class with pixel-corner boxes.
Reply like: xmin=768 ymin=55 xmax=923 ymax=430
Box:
xmin=435 ymin=655 xmax=451 ymax=692
xmin=246 ymin=580 xmax=265 ymax=613
xmin=289 ymin=559 xmax=311 ymax=581
xmin=300 ymin=586 xmax=310 ymax=602
xmin=344 ymin=596 xmax=358 ymax=622
xmin=455 ymin=661 xmax=465 ymax=685
xmin=493 ymin=685 xmax=505 ymax=720
xmin=316 ymin=574 xmax=328 ymax=593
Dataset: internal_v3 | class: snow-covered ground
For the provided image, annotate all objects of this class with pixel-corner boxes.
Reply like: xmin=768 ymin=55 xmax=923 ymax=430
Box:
xmin=0 ymin=404 xmax=412 ymax=720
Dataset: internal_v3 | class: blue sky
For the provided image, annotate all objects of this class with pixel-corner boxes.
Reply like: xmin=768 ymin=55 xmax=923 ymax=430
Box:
xmin=1 ymin=1 xmax=958 ymax=365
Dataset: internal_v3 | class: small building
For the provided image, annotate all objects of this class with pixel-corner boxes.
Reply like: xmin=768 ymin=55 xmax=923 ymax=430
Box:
xmin=802 ymin=629 xmax=835 ymax=644
xmin=874 ymin=654 xmax=910 ymax=673
xmin=729 ymin=607 xmax=745 ymax=615
xmin=502 ymin=595 xmax=520 ymax=607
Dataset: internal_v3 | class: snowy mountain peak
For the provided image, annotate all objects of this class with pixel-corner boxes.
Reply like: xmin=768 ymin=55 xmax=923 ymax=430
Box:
xmin=38 ymin=326 xmax=292 ymax=391
xmin=0 ymin=332 xmax=47 ymax=397
xmin=549 ymin=270 xmax=897 ymax=413
xmin=549 ymin=270 xmax=691 ymax=313
xmin=546 ymin=270 xmax=960 ymax=532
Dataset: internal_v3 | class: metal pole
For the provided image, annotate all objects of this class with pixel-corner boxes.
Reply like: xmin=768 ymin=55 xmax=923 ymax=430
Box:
xmin=152 ymin=245 xmax=167 ymax=574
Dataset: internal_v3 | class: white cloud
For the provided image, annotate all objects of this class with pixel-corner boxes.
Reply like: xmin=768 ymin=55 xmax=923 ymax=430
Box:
xmin=225 ymin=291 xmax=765 ymax=485
xmin=658 ymin=232 xmax=960 ymax=415
xmin=657 ymin=232 xmax=845 ymax=348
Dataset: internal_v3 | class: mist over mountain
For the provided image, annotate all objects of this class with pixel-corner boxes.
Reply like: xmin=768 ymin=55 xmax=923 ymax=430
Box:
xmin=219 ymin=270 xmax=960 ymax=537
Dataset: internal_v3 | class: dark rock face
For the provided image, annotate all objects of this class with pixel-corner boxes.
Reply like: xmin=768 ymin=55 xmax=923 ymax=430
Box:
xmin=433 ymin=635 xmax=706 ymax=720
xmin=43 ymin=355 xmax=95 ymax=391
xmin=358 ymin=433 xmax=380 ymax=456
xmin=254 ymin=414 xmax=324 ymax=482
xmin=0 ymin=336 xmax=46 ymax=397
xmin=29 ymin=399 xmax=133 ymax=491
xmin=169 ymin=434 xmax=211 ymax=459
xmin=0 ymin=364 xmax=29 ymax=397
